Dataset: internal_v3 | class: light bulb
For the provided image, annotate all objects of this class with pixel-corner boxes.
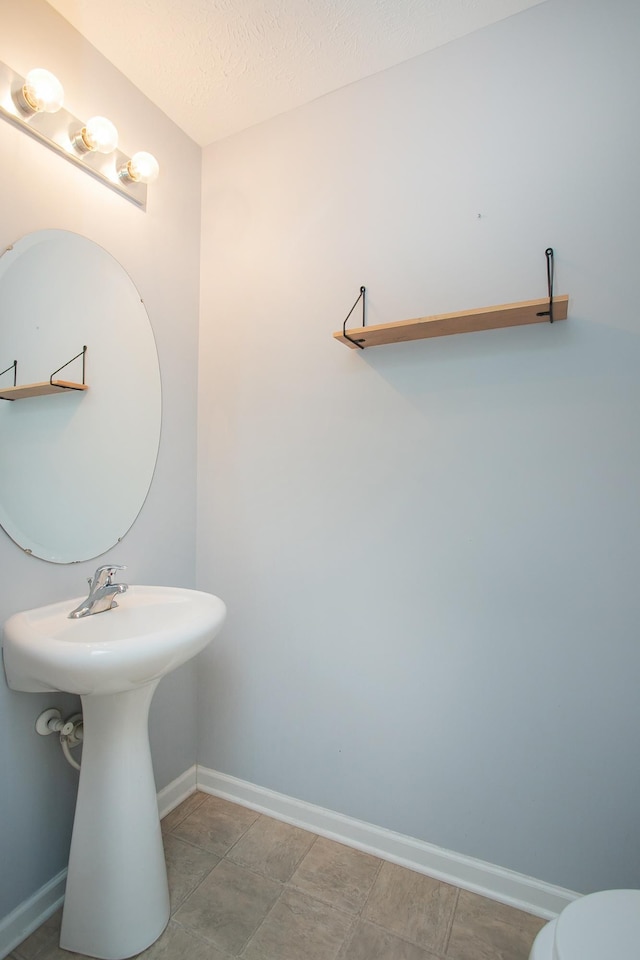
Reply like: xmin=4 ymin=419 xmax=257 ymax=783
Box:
xmin=75 ymin=116 xmax=119 ymax=154
xmin=120 ymin=151 xmax=159 ymax=184
xmin=20 ymin=68 xmax=64 ymax=114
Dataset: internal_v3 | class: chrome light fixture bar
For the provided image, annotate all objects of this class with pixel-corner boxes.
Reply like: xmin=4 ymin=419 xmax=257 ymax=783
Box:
xmin=0 ymin=60 xmax=159 ymax=209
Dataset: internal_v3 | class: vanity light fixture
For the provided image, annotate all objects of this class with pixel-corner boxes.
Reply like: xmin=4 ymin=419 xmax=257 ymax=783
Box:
xmin=0 ymin=58 xmax=158 ymax=209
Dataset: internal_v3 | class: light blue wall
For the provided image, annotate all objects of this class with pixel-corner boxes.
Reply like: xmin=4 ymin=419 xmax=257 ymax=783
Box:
xmin=0 ymin=0 xmax=201 ymax=920
xmin=197 ymin=0 xmax=640 ymax=894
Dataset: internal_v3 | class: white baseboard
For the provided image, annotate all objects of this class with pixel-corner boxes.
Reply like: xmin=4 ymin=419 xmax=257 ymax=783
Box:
xmin=197 ymin=765 xmax=578 ymax=920
xmin=0 ymin=870 xmax=66 ymax=960
xmin=157 ymin=764 xmax=198 ymax=819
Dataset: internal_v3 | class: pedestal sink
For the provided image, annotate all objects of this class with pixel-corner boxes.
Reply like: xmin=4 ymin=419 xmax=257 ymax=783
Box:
xmin=2 ymin=584 xmax=226 ymax=960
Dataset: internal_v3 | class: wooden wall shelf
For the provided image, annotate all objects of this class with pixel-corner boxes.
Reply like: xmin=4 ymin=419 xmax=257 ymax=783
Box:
xmin=333 ymin=295 xmax=569 ymax=349
xmin=0 ymin=380 xmax=89 ymax=401
xmin=0 ymin=346 xmax=88 ymax=401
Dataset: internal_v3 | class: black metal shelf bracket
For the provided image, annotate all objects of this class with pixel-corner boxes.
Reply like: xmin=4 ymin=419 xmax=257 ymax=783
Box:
xmin=536 ymin=248 xmax=555 ymax=323
xmin=0 ymin=359 xmax=17 ymax=386
xmin=49 ymin=345 xmax=87 ymax=387
xmin=342 ymin=286 xmax=366 ymax=349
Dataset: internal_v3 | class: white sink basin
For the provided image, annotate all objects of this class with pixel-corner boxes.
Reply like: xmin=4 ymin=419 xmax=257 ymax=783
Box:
xmin=2 ymin=584 xmax=226 ymax=960
xmin=3 ymin=585 xmax=227 ymax=695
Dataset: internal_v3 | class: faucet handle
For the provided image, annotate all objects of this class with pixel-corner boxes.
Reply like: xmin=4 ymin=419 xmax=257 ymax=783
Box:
xmin=91 ymin=564 xmax=127 ymax=587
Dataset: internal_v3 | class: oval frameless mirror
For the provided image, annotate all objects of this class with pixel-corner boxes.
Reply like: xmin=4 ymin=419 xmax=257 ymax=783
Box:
xmin=0 ymin=229 xmax=161 ymax=563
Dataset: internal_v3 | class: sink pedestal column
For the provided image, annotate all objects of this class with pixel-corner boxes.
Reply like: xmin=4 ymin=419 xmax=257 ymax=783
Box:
xmin=60 ymin=680 xmax=169 ymax=960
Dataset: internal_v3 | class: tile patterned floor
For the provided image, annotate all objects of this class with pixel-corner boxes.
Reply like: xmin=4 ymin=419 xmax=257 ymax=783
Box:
xmin=10 ymin=792 xmax=546 ymax=960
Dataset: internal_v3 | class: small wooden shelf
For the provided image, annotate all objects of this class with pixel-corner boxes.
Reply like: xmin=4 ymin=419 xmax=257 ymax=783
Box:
xmin=0 ymin=380 xmax=89 ymax=401
xmin=333 ymin=295 xmax=569 ymax=349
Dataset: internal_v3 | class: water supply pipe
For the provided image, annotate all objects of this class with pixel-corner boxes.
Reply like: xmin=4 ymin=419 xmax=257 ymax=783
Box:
xmin=36 ymin=708 xmax=83 ymax=770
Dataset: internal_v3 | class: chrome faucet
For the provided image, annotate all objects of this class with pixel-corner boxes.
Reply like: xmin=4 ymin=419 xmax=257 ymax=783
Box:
xmin=68 ymin=565 xmax=128 ymax=619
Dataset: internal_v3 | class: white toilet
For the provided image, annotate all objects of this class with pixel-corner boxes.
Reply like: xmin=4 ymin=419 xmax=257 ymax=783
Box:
xmin=529 ymin=889 xmax=640 ymax=960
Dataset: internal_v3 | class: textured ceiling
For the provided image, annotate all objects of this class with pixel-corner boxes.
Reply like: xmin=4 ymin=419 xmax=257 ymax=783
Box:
xmin=45 ymin=0 xmax=545 ymax=146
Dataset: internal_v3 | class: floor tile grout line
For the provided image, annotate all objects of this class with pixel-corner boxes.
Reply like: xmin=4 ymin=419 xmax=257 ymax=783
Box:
xmin=337 ymin=912 xmax=359 ymax=960
xmin=170 ymin=913 xmax=238 ymax=957
xmin=229 ymin=838 xmax=380 ymax=960
xmin=222 ymin=810 xmax=320 ymax=878
xmin=166 ymin=802 xmax=260 ymax=861
xmin=238 ymin=881 xmax=359 ymax=960
xmin=339 ymin=859 xmax=463 ymax=958
xmin=270 ymin=824 xmax=320 ymax=879
xmin=163 ymin=830 xmax=226 ymax=914
xmin=174 ymin=852 xmax=288 ymax=930
xmin=236 ymin=877 xmax=291 ymax=959
xmin=166 ymin=799 xmax=264 ymax=921
xmin=334 ymin=911 xmax=360 ymax=960
xmin=216 ymin=809 xmax=262 ymax=860
xmin=160 ymin=790 xmax=208 ymax=831
xmin=357 ymin=854 xmax=384 ymax=917
xmin=331 ymin=850 xmax=385 ymax=958
xmin=164 ymin=827 xmax=224 ymax=857
xmin=168 ymin=856 xmax=221 ymax=917
xmin=356 ymin=913 xmax=450 ymax=959
xmin=442 ymin=885 xmax=460 ymax=956
xmin=283 ymin=877 xmax=381 ymax=922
